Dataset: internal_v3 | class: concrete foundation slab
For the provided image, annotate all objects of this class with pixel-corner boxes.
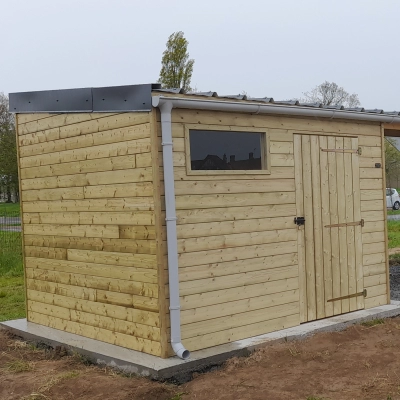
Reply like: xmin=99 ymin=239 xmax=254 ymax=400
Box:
xmin=2 ymin=301 xmax=400 ymax=382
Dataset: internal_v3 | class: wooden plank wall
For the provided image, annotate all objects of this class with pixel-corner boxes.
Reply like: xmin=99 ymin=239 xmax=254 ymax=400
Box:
xmin=157 ymin=108 xmax=388 ymax=354
xmin=17 ymin=112 xmax=163 ymax=356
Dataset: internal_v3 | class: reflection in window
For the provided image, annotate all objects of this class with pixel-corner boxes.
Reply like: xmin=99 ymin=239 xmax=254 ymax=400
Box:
xmin=189 ymin=130 xmax=265 ymax=171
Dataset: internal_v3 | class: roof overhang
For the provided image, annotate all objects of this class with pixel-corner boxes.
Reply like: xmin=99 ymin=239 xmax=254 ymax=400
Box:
xmin=383 ymin=122 xmax=400 ymax=137
xmin=152 ymin=95 xmax=400 ymax=125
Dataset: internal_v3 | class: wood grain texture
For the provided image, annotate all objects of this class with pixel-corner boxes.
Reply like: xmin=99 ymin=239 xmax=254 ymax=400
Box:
xmin=28 ymin=311 xmax=161 ymax=355
xmin=18 ymin=112 xmax=161 ymax=356
xmin=18 ymin=108 xmax=386 ymax=357
xmin=380 ymin=124 xmax=390 ymax=305
xmin=166 ymin=108 xmax=382 ymax=353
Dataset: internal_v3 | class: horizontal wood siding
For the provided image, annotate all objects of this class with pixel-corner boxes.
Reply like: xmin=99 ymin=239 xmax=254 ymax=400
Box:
xmin=17 ymin=112 xmax=162 ymax=356
xmin=159 ymin=108 xmax=388 ymax=354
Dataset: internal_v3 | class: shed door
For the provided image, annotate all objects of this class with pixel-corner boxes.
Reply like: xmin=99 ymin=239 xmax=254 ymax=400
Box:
xmin=294 ymin=134 xmax=364 ymax=323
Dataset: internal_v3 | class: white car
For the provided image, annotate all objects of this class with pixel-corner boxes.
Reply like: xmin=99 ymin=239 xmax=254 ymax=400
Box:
xmin=386 ymin=188 xmax=400 ymax=210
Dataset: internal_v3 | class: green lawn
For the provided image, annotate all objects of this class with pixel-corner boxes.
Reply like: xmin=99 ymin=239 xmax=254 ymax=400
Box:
xmin=388 ymin=220 xmax=400 ymax=249
xmin=387 ymin=210 xmax=400 ymax=215
xmin=0 ymin=202 xmax=21 ymax=216
xmin=0 ymin=227 xmax=25 ymax=322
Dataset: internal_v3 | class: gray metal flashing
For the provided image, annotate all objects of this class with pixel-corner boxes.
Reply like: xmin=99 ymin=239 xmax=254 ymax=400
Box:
xmin=324 ymin=105 xmax=345 ymax=110
xmin=222 ymin=94 xmax=248 ymax=100
xmin=248 ymin=97 xmax=274 ymax=103
xmin=154 ymin=88 xmax=185 ymax=94
xmin=365 ymin=109 xmax=384 ymax=114
xmin=298 ymin=102 xmax=323 ymax=108
xmin=187 ymin=91 xmax=218 ymax=97
xmin=9 ymin=83 xmax=400 ymax=117
xmin=273 ymin=100 xmax=300 ymax=106
xmin=9 ymin=83 xmax=161 ymax=113
xmin=344 ymin=107 xmax=365 ymax=112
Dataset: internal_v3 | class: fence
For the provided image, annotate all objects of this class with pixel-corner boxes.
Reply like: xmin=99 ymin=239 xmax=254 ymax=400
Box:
xmin=0 ymin=207 xmax=22 ymax=273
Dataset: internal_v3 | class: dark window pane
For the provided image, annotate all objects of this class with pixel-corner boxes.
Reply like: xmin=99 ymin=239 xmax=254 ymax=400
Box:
xmin=189 ymin=130 xmax=264 ymax=171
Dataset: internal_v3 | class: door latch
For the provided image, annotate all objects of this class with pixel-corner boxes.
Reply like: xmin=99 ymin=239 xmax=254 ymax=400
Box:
xmin=294 ymin=217 xmax=305 ymax=226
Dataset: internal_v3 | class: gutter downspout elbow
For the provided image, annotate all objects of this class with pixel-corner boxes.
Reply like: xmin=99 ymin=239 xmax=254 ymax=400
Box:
xmin=156 ymin=98 xmax=190 ymax=360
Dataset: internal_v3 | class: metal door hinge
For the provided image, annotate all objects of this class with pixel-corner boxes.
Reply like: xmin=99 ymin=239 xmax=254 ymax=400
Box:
xmin=320 ymin=148 xmax=361 ymax=154
xmin=325 ymin=219 xmax=364 ymax=228
xmin=327 ymin=289 xmax=367 ymax=302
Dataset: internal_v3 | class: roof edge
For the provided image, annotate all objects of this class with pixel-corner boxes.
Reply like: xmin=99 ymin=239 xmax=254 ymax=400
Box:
xmin=9 ymin=83 xmax=161 ymax=113
xmin=152 ymin=95 xmax=399 ymax=124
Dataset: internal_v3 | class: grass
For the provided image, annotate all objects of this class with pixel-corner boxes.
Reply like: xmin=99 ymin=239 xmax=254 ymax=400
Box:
xmin=37 ymin=371 xmax=80 ymax=392
xmin=361 ymin=318 xmax=385 ymax=327
xmin=388 ymin=220 xmax=400 ymax=249
xmin=0 ymin=202 xmax=20 ymax=216
xmin=0 ymin=205 xmax=25 ymax=322
xmin=387 ymin=210 xmax=400 ymax=215
xmin=19 ymin=371 xmax=80 ymax=400
xmin=4 ymin=359 xmax=34 ymax=373
xmin=169 ymin=394 xmax=186 ymax=400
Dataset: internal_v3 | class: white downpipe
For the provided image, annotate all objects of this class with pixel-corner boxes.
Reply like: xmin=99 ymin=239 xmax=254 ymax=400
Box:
xmin=157 ymin=100 xmax=190 ymax=360
xmin=152 ymin=94 xmax=400 ymax=361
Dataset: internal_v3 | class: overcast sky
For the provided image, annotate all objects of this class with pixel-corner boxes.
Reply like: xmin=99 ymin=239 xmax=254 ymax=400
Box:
xmin=1 ymin=0 xmax=400 ymax=110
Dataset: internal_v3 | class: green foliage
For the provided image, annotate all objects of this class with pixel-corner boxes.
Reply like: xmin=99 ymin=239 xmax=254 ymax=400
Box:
xmin=388 ymin=220 xmax=400 ymax=248
xmin=385 ymin=138 xmax=400 ymax=188
xmin=0 ymin=203 xmax=20 ymax=217
xmin=0 ymin=207 xmax=24 ymax=321
xmin=387 ymin=210 xmax=400 ymax=215
xmin=0 ymin=93 xmax=18 ymax=203
xmin=0 ymin=202 xmax=20 ymax=215
xmin=158 ymin=31 xmax=194 ymax=92
xmin=361 ymin=318 xmax=385 ymax=327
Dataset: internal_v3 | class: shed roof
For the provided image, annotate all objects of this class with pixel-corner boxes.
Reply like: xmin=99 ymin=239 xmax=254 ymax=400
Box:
xmin=8 ymin=83 xmax=400 ymax=124
xmin=154 ymin=87 xmax=400 ymax=116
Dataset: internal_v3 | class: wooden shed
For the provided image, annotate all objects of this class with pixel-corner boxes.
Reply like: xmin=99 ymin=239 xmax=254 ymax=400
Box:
xmin=9 ymin=84 xmax=392 ymax=359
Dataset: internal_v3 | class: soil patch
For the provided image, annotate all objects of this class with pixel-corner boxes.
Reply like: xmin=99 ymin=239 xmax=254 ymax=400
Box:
xmin=3 ymin=318 xmax=400 ymax=399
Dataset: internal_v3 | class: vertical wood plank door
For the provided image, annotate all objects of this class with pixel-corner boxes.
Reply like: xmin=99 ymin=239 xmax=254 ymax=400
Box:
xmin=294 ymin=134 xmax=364 ymax=323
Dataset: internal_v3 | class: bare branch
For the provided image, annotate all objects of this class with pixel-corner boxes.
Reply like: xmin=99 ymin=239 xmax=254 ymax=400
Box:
xmin=301 ymin=81 xmax=361 ymax=108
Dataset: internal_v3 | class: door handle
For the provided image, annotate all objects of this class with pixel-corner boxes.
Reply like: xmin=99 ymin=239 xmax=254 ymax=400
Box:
xmin=294 ymin=217 xmax=305 ymax=226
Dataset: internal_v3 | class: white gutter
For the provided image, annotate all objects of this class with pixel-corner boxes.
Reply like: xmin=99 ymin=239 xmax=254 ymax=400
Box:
xmin=152 ymin=94 xmax=399 ymax=361
xmin=153 ymin=96 xmax=400 ymax=124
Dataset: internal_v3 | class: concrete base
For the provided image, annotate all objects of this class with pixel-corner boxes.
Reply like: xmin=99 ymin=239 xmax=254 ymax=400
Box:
xmin=2 ymin=301 xmax=400 ymax=382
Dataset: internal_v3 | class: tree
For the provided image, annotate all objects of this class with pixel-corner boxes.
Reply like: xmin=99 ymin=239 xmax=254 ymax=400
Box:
xmin=0 ymin=93 xmax=18 ymax=203
xmin=301 ymin=81 xmax=361 ymax=108
xmin=385 ymin=138 xmax=400 ymax=188
xmin=158 ymin=31 xmax=194 ymax=92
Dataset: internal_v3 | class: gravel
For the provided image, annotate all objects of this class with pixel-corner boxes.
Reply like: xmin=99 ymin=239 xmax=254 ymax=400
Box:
xmin=390 ymin=265 xmax=400 ymax=301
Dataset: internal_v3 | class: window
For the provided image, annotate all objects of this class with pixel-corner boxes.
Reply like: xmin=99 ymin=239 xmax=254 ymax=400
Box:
xmin=188 ymin=129 xmax=268 ymax=172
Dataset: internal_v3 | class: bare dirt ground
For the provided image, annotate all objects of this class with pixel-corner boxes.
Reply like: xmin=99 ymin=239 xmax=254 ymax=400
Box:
xmin=3 ymin=319 xmax=400 ymax=400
